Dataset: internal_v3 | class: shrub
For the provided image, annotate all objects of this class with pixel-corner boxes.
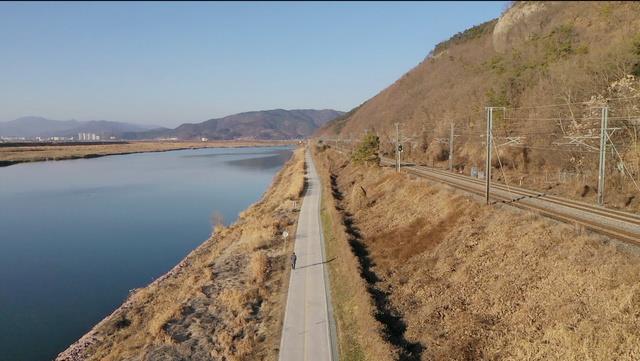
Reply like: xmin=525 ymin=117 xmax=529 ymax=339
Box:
xmin=486 ymin=55 xmax=506 ymax=74
xmin=316 ymin=143 xmax=329 ymax=153
xmin=543 ymin=24 xmax=579 ymax=61
xmin=432 ymin=19 xmax=497 ymax=55
xmin=632 ymin=34 xmax=640 ymax=76
xmin=249 ymin=251 xmax=269 ymax=283
xmin=485 ymin=86 xmax=510 ymax=107
xmin=211 ymin=211 xmax=225 ymax=233
xmin=351 ymin=133 xmax=380 ymax=165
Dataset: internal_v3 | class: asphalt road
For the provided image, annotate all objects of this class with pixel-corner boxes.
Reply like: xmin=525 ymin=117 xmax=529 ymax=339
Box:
xmin=278 ymin=150 xmax=337 ymax=361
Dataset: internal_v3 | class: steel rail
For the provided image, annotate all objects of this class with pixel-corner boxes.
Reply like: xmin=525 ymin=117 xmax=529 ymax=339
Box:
xmin=375 ymin=156 xmax=640 ymax=244
xmin=410 ymin=164 xmax=640 ymax=224
xmin=380 ymin=156 xmax=639 ymax=222
xmin=412 ymin=164 xmax=640 ymax=224
xmin=401 ymin=166 xmax=640 ymax=243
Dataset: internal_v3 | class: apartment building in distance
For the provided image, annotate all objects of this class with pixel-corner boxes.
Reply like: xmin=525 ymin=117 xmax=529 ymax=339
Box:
xmin=77 ymin=133 xmax=100 ymax=141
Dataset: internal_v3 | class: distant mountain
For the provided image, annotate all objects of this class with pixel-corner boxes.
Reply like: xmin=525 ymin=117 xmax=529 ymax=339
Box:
xmin=1 ymin=109 xmax=343 ymax=140
xmin=0 ymin=116 xmax=161 ymax=138
xmin=125 ymin=109 xmax=344 ymax=140
xmin=0 ymin=117 xmax=79 ymax=138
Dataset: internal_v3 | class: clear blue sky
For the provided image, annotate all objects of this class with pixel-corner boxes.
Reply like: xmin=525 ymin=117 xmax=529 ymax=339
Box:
xmin=0 ymin=1 xmax=506 ymax=127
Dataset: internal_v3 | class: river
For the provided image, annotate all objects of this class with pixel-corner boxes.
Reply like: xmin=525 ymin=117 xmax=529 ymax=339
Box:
xmin=0 ymin=146 xmax=293 ymax=361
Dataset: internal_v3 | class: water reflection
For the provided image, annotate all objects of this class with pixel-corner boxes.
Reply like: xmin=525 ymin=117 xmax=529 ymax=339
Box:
xmin=181 ymin=150 xmax=283 ymax=159
xmin=13 ymin=184 xmax=154 ymax=199
xmin=224 ymin=150 xmax=292 ymax=170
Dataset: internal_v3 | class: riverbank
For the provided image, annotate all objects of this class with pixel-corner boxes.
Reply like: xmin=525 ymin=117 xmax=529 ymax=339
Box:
xmin=56 ymin=147 xmax=305 ymax=361
xmin=0 ymin=140 xmax=296 ymax=166
xmin=314 ymin=145 xmax=640 ymax=360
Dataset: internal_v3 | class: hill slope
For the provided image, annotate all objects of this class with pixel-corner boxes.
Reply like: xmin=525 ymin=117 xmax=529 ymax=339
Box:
xmin=318 ymin=1 xmax=640 ymax=209
xmin=127 ymin=109 xmax=344 ymax=140
xmin=320 ymin=2 xmax=640 ymax=138
xmin=314 ymin=147 xmax=640 ymax=360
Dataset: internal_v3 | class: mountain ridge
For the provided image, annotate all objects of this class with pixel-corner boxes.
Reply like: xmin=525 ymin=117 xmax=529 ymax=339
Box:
xmin=125 ymin=108 xmax=344 ymax=140
xmin=0 ymin=116 xmax=162 ymax=138
xmin=1 ymin=108 xmax=343 ymax=140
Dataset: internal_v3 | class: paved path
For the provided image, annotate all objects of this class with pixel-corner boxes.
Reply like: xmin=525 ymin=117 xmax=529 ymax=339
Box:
xmin=279 ymin=150 xmax=337 ymax=361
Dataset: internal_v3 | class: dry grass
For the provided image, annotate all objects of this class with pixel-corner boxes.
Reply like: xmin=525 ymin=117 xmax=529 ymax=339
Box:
xmin=0 ymin=139 xmax=294 ymax=165
xmin=318 ymin=147 xmax=640 ymax=360
xmin=313 ymin=146 xmax=395 ymax=361
xmin=211 ymin=211 xmax=226 ymax=234
xmin=56 ymin=147 xmax=306 ymax=361
xmin=250 ymin=251 xmax=270 ymax=283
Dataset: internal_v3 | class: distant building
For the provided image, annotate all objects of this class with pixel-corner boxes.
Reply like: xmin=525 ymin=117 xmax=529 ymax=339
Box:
xmin=1 ymin=136 xmax=27 ymax=142
xmin=78 ymin=133 xmax=100 ymax=141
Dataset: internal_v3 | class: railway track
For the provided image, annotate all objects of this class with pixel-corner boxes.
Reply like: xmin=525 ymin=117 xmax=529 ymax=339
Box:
xmin=405 ymin=163 xmax=640 ymax=223
xmin=377 ymin=157 xmax=640 ymax=244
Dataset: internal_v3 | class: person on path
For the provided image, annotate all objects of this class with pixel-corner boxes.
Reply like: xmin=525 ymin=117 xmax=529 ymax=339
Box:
xmin=291 ymin=252 xmax=297 ymax=270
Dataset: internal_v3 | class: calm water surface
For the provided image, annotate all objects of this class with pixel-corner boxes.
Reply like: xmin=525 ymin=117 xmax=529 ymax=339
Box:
xmin=0 ymin=146 xmax=292 ymax=361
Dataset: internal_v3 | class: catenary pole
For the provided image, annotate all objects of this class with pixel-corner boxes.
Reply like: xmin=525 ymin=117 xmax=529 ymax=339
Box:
xmin=485 ymin=108 xmax=493 ymax=205
xmin=597 ymin=106 xmax=608 ymax=206
xmin=449 ymin=122 xmax=454 ymax=171
xmin=395 ymin=122 xmax=400 ymax=172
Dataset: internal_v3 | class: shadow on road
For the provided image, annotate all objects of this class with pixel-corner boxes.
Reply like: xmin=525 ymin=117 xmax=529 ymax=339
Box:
xmin=297 ymin=257 xmax=337 ymax=270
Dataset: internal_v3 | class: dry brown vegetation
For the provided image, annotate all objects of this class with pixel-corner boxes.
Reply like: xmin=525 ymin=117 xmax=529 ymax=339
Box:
xmin=0 ymin=140 xmax=294 ymax=166
xmin=315 ymin=146 xmax=640 ymax=360
xmin=56 ymin=147 xmax=306 ymax=361
xmin=315 ymin=145 xmax=395 ymax=361
xmin=319 ymin=1 xmax=640 ymax=211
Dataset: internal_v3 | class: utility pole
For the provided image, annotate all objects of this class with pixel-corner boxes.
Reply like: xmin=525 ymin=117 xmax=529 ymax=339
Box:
xmin=485 ymin=108 xmax=494 ymax=205
xmin=449 ymin=122 xmax=454 ymax=172
xmin=597 ymin=106 xmax=609 ymax=206
xmin=395 ymin=122 xmax=401 ymax=172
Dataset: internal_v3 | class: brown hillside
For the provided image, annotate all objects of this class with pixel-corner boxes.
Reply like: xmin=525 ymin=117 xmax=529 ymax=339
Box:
xmin=314 ymin=147 xmax=640 ymax=361
xmin=318 ymin=1 xmax=640 ymax=211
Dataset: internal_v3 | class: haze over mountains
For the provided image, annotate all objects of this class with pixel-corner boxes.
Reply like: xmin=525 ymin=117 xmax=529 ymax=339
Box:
xmin=0 ymin=116 xmax=159 ymax=138
xmin=125 ymin=109 xmax=343 ymax=140
xmin=1 ymin=109 xmax=343 ymax=140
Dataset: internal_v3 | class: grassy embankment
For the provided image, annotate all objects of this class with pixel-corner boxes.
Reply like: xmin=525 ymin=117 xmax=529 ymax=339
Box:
xmin=314 ymin=145 xmax=395 ymax=361
xmin=0 ymin=140 xmax=294 ymax=166
xmin=57 ymin=148 xmax=305 ymax=361
xmin=314 ymin=145 xmax=640 ymax=361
